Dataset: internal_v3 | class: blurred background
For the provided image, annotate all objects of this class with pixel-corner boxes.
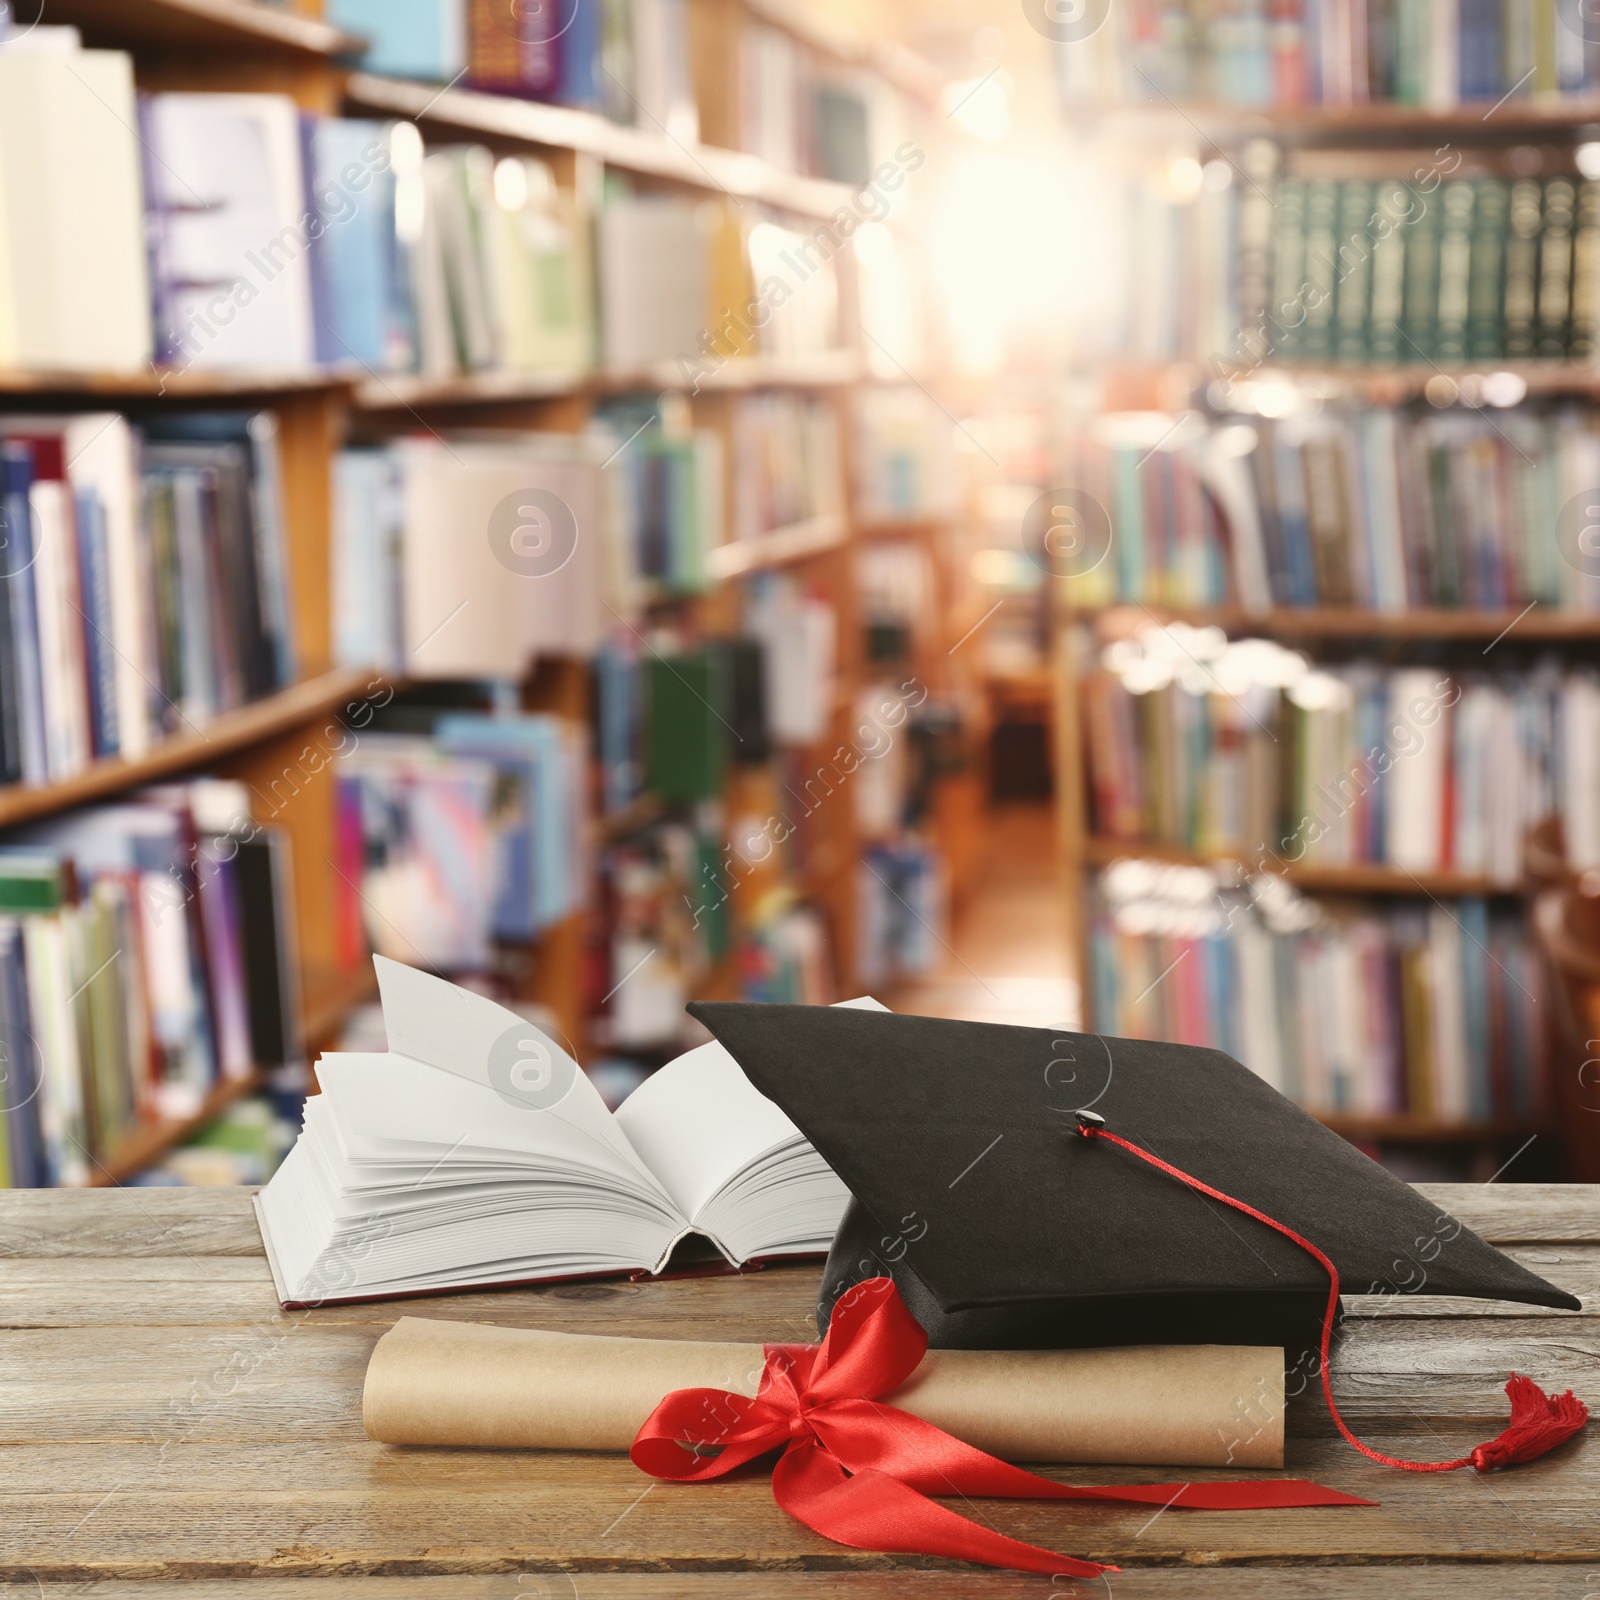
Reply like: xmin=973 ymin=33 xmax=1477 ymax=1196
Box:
xmin=3 ymin=0 xmax=1600 ymax=1191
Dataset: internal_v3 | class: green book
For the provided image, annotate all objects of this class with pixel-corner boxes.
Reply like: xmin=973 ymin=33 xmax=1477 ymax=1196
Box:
xmin=1571 ymin=181 xmax=1600 ymax=361
xmin=1504 ymin=178 xmax=1542 ymax=359
xmin=1467 ymin=179 xmax=1508 ymax=360
xmin=1367 ymin=181 xmax=1409 ymax=366
xmin=1435 ymin=180 xmax=1476 ymax=363
xmin=1394 ymin=0 xmax=1428 ymax=102
xmin=1333 ymin=181 xmax=1374 ymax=364
xmin=646 ymin=647 xmax=729 ymax=804
xmin=1538 ymin=177 xmax=1576 ymax=359
xmin=1301 ymin=180 xmax=1339 ymax=363
xmin=0 ymin=854 xmax=66 ymax=914
xmin=1401 ymin=183 xmax=1440 ymax=361
xmin=1269 ymin=176 xmax=1307 ymax=361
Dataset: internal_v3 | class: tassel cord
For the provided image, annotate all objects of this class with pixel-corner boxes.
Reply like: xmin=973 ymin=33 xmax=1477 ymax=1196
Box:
xmin=1079 ymin=1124 xmax=1587 ymax=1475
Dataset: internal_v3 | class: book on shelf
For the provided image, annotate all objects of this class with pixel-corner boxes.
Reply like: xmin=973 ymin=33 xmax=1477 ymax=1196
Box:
xmin=729 ymin=393 xmax=844 ymax=542
xmin=337 ymin=432 xmax=609 ymax=680
xmin=0 ymin=409 xmax=295 ymax=788
xmin=1080 ymin=148 xmax=1600 ymax=369
xmin=334 ymin=717 xmax=587 ymax=975
xmin=254 ymin=957 xmax=874 ymax=1306
xmin=143 ymin=93 xmax=320 ymax=373
xmin=1062 ymin=405 xmax=1600 ymax=613
xmin=1089 ymin=858 xmax=1550 ymax=1125
xmin=592 ymin=810 xmax=731 ymax=1047
xmin=0 ymin=780 xmax=304 ymax=1187
xmin=326 ymin=0 xmax=469 ymax=82
xmin=852 ymin=387 xmax=955 ymax=523
xmin=0 ymin=48 xmax=151 ymax=373
xmin=1081 ymin=621 xmax=1600 ymax=876
xmin=1055 ymin=0 xmax=1599 ymax=108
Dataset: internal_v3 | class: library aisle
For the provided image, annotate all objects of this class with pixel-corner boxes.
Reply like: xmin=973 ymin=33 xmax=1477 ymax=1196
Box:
xmin=891 ymin=803 xmax=1082 ymax=1031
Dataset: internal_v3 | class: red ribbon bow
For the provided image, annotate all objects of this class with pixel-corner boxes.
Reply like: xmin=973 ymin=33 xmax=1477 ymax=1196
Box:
xmin=631 ymin=1276 xmax=1370 ymax=1577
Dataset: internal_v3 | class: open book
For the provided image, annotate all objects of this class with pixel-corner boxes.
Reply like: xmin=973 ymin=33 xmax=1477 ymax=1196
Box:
xmin=255 ymin=957 xmax=870 ymax=1307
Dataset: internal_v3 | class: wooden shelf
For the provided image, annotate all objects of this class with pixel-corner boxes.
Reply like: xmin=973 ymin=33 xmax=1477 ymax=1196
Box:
xmin=0 ymin=669 xmax=378 ymax=829
xmin=707 ymin=514 xmax=847 ymax=579
xmin=1317 ymin=1112 xmax=1549 ymax=1144
xmin=1083 ymin=836 xmax=1526 ymax=896
xmin=12 ymin=0 xmax=364 ymax=57
xmin=1069 ymin=603 xmax=1600 ymax=642
xmin=352 ymin=352 xmax=864 ymax=411
xmin=742 ymin=0 xmax=945 ymax=106
xmin=0 ymin=367 xmax=351 ymax=399
xmin=345 ymin=73 xmax=858 ymax=221
xmin=1219 ymin=360 xmax=1600 ymax=402
xmin=91 ymin=1071 xmax=264 ymax=1187
xmin=1061 ymin=97 xmax=1600 ymax=141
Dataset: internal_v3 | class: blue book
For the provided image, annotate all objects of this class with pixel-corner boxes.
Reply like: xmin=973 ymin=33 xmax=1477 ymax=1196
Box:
xmin=435 ymin=714 xmax=574 ymax=939
xmin=558 ymin=0 xmax=602 ymax=108
xmin=306 ymin=118 xmax=403 ymax=371
xmin=1272 ymin=432 xmax=1318 ymax=606
xmin=1 ymin=443 xmax=47 ymax=786
xmin=1457 ymin=0 xmax=1501 ymax=101
xmin=0 ymin=919 xmax=47 ymax=1189
xmin=73 ymin=487 xmax=120 ymax=759
xmin=327 ymin=0 xmax=466 ymax=81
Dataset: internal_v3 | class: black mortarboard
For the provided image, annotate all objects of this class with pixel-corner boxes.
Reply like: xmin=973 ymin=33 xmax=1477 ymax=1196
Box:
xmin=685 ymin=1003 xmax=1581 ymax=1353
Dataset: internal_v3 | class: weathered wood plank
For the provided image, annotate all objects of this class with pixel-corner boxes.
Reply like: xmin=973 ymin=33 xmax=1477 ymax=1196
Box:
xmin=0 ymin=1249 xmax=1590 ymax=1332
xmin=0 ymin=1428 xmax=1592 ymax=1575
xmin=1417 ymin=1183 xmax=1600 ymax=1242
xmin=0 ymin=1190 xmax=263 ymax=1259
xmin=0 ymin=1574 xmax=1593 ymax=1600
xmin=0 ymin=1183 xmax=1594 ymax=1265
xmin=1 ymin=1314 xmax=1594 ymax=1446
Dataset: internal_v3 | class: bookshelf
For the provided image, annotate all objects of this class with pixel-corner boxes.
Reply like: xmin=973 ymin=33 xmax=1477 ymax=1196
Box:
xmin=0 ymin=0 xmax=958 ymax=1185
xmin=1052 ymin=75 xmax=1600 ymax=1167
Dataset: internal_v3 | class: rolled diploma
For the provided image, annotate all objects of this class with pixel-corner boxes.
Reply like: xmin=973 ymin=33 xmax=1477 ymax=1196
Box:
xmin=363 ymin=1316 xmax=1285 ymax=1468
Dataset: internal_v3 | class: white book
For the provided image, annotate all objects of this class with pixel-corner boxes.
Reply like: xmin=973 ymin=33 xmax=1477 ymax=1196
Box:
xmin=255 ymin=957 xmax=873 ymax=1306
xmin=1385 ymin=668 xmax=1447 ymax=872
xmin=144 ymin=93 xmax=316 ymax=371
xmin=63 ymin=415 xmax=153 ymax=760
xmin=28 ymin=481 xmax=90 ymax=782
xmin=599 ymin=197 xmax=707 ymax=372
xmin=22 ymin=914 xmax=88 ymax=1187
xmin=0 ymin=50 xmax=152 ymax=372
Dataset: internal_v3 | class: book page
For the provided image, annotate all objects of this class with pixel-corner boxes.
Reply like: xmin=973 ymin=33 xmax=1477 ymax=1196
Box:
xmin=615 ymin=997 xmax=887 ymax=1221
xmin=372 ymin=956 xmax=658 ymax=1183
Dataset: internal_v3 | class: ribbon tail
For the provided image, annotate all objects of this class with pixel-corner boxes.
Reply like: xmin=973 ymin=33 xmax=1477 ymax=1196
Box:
xmin=814 ymin=1402 xmax=1375 ymax=1508
xmin=771 ymin=1437 xmax=1118 ymax=1579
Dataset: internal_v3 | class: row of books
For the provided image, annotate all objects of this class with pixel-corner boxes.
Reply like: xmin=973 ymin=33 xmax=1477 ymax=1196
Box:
xmin=333 ymin=432 xmax=612 ymax=681
xmin=1085 ymin=156 xmax=1600 ymax=368
xmin=1089 ymin=859 xmax=1550 ymax=1122
xmin=593 ymin=812 xmax=730 ymax=1050
xmin=1083 ymin=625 xmax=1600 ymax=877
xmin=332 ymin=719 xmax=588 ymax=975
xmin=2 ymin=48 xmax=885 ymax=377
xmin=1 ymin=412 xmax=296 ymax=789
xmin=328 ymin=0 xmax=902 ymax=184
xmin=1060 ymin=407 xmax=1600 ymax=612
xmin=1270 ymin=176 xmax=1600 ymax=365
xmin=0 ymin=781 xmax=302 ymax=1187
xmin=1055 ymin=0 xmax=1600 ymax=108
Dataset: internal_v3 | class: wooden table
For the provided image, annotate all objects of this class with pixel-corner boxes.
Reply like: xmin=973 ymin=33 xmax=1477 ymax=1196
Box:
xmin=1 ymin=1184 xmax=1595 ymax=1599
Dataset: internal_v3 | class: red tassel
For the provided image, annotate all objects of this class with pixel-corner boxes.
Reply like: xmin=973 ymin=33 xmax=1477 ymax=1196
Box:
xmin=1081 ymin=1125 xmax=1591 ymax=1476
xmin=1469 ymin=1374 xmax=1590 ymax=1472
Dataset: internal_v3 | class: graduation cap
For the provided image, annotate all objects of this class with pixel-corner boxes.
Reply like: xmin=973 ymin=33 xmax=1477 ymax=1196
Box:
xmin=685 ymin=1003 xmax=1581 ymax=1356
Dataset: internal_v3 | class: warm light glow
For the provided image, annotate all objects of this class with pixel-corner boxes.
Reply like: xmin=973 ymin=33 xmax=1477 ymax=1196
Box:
xmin=929 ymin=145 xmax=1094 ymax=374
xmin=942 ymin=72 xmax=1012 ymax=142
